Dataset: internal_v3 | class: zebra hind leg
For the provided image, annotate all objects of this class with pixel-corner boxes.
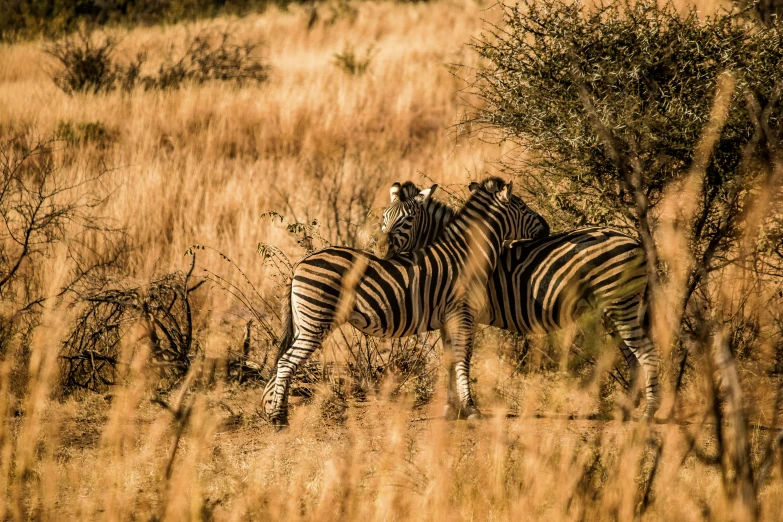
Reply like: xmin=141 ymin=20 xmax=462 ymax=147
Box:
xmin=262 ymin=334 xmax=323 ymax=430
xmin=444 ymin=313 xmax=482 ymax=421
xmin=604 ymin=306 xmax=660 ymax=420
xmin=441 ymin=328 xmax=459 ymax=420
xmin=616 ymin=342 xmax=642 ymax=421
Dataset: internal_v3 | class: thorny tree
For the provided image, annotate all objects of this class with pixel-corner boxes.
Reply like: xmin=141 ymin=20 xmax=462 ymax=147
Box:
xmin=468 ymin=0 xmax=783 ymax=347
xmin=467 ymin=1 xmax=783 ymax=516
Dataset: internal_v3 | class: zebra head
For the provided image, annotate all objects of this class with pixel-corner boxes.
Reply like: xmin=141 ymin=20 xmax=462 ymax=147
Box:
xmin=375 ymin=181 xmax=440 ymax=259
xmin=377 ymin=180 xmax=549 ymax=259
xmin=467 ymin=179 xmax=550 ymax=243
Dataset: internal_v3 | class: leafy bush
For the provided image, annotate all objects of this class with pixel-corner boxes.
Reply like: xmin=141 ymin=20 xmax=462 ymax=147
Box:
xmin=469 ymin=0 xmax=783 ymax=345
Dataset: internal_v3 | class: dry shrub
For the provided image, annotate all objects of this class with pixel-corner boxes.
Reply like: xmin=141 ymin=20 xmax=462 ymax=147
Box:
xmin=60 ymin=257 xmax=203 ymax=393
xmin=45 ymin=29 xmax=125 ymax=94
xmin=333 ymin=44 xmax=375 ymax=76
xmin=46 ymin=26 xmax=269 ymax=95
xmin=340 ymin=332 xmax=439 ymax=405
xmin=0 ymin=132 xmax=123 ymax=391
xmin=144 ymin=27 xmax=269 ymax=90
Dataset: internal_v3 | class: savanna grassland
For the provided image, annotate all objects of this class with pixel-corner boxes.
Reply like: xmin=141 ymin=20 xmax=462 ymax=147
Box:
xmin=2 ymin=0 xmax=783 ymax=520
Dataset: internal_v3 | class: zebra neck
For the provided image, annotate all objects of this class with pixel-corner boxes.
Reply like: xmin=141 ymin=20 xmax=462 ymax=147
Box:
xmin=434 ymin=206 xmax=505 ymax=282
xmin=412 ymin=199 xmax=453 ymax=250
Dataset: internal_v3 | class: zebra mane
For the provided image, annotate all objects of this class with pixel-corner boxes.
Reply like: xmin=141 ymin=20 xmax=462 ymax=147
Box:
xmin=402 ymin=177 xmax=508 ymax=227
xmin=475 ymin=176 xmax=507 ymax=193
xmin=392 ymin=177 xmax=510 ymax=251
xmin=397 ymin=181 xmax=423 ymax=201
xmin=397 ymin=181 xmax=456 ymax=226
xmin=435 ymin=177 xmax=512 ymax=243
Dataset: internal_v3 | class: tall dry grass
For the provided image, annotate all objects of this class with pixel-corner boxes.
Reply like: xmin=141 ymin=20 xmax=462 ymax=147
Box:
xmin=1 ymin=0 xmax=782 ymax=520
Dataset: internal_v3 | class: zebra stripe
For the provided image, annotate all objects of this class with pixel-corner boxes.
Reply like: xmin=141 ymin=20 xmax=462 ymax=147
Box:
xmin=379 ymin=182 xmax=660 ymax=418
xmin=262 ymin=178 xmax=550 ymax=427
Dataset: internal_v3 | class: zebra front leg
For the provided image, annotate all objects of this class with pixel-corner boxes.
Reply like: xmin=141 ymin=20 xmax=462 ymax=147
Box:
xmin=444 ymin=310 xmax=481 ymax=420
xmin=440 ymin=327 xmax=460 ymax=420
xmin=261 ymin=335 xmax=322 ymax=430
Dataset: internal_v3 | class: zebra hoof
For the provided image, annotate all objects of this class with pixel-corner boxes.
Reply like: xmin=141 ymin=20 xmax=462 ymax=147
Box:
xmin=458 ymin=406 xmax=482 ymax=421
xmin=641 ymin=410 xmax=658 ymax=423
xmin=269 ymin=413 xmax=289 ymax=431
xmin=443 ymin=404 xmax=459 ymax=421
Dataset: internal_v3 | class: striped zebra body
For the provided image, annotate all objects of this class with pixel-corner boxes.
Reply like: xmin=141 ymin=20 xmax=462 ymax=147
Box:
xmin=262 ymin=178 xmax=549 ymax=427
xmin=485 ymin=229 xmax=647 ymax=334
xmin=379 ymin=182 xmax=660 ymax=418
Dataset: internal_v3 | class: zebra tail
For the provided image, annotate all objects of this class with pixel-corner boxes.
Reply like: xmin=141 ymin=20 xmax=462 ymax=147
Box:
xmin=275 ymin=280 xmax=295 ymax=364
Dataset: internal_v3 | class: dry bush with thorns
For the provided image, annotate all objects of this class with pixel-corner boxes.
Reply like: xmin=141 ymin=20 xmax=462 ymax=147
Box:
xmin=61 ymin=257 xmax=204 ymax=392
xmin=0 ymin=133 xmax=125 ymax=391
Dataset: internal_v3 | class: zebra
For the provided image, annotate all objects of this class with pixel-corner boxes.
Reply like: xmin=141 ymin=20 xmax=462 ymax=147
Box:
xmin=261 ymin=178 xmax=551 ymax=427
xmin=378 ymin=181 xmax=660 ymax=419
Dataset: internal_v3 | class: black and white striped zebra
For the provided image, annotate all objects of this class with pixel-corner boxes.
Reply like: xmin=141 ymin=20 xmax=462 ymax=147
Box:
xmin=378 ymin=181 xmax=660 ymax=418
xmin=262 ymin=178 xmax=550 ymax=427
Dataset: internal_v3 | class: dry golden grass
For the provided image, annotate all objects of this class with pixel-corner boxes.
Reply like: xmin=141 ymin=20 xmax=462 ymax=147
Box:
xmin=1 ymin=0 xmax=782 ymax=520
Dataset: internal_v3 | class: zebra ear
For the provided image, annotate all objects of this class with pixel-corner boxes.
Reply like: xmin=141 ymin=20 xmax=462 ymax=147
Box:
xmin=497 ymin=181 xmax=513 ymax=203
xmin=469 ymin=181 xmax=481 ymax=193
xmin=390 ymin=182 xmax=401 ymax=202
xmin=415 ymin=184 xmax=437 ymax=202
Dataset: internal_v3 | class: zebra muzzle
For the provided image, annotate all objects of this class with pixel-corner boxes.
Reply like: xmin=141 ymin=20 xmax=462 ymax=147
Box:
xmin=375 ymin=235 xmax=393 ymax=259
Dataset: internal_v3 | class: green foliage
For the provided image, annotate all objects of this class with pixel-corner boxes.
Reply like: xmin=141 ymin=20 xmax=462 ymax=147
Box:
xmin=260 ymin=210 xmax=330 ymax=254
xmin=471 ymin=0 xmax=782 ymax=231
xmin=469 ymin=0 xmax=783 ymax=355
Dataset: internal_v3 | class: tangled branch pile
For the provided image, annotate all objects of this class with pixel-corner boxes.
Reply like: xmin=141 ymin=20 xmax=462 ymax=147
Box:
xmin=61 ymin=259 xmax=203 ymax=392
